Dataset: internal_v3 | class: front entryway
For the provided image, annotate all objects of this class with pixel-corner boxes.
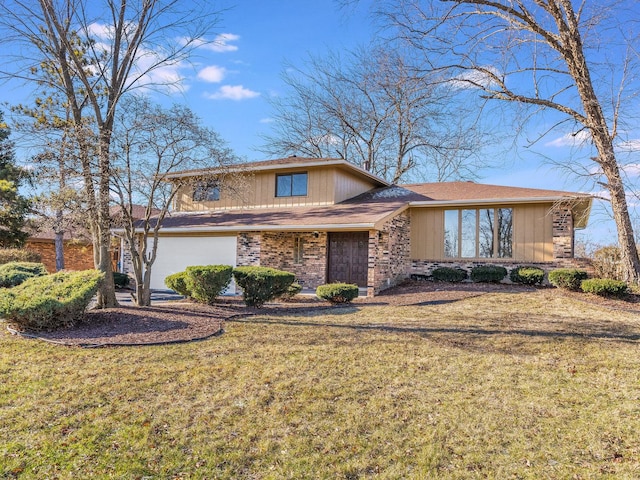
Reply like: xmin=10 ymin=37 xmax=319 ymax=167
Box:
xmin=327 ymin=232 xmax=369 ymax=287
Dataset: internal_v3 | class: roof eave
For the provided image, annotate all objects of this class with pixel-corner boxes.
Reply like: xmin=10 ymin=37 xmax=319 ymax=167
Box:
xmin=165 ymin=159 xmax=390 ymax=187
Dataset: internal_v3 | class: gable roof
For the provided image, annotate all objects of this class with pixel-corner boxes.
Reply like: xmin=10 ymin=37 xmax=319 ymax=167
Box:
xmin=119 ymin=181 xmax=592 ymax=233
xmin=165 ymin=156 xmax=390 ymax=187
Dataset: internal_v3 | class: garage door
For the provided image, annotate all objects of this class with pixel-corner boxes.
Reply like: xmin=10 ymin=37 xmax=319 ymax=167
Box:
xmin=148 ymin=235 xmax=237 ymax=292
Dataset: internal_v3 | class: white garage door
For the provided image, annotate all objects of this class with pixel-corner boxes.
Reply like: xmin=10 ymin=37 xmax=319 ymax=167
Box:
xmin=148 ymin=235 xmax=237 ymax=292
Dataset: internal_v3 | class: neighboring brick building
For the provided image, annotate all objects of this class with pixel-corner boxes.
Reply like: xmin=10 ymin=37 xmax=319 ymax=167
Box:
xmin=25 ymin=230 xmax=95 ymax=273
xmin=114 ymin=157 xmax=593 ymax=296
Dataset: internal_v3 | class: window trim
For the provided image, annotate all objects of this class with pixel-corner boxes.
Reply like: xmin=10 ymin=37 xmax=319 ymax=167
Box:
xmin=275 ymin=172 xmax=308 ymax=197
xmin=444 ymin=207 xmax=513 ymax=259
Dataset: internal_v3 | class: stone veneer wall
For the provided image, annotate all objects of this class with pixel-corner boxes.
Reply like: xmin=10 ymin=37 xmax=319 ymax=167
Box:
xmin=367 ymin=211 xmax=411 ymax=296
xmin=237 ymin=232 xmax=261 ymax=267
xmin=237 ymin=231 xmax=328 ymax=289
xmin=552 ymin=205 xmax=574 ymax=259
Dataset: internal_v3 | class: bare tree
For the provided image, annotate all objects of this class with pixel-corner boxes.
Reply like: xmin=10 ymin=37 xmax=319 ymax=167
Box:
xmin=0 ymin=0 xmax=222 ymax=307
xmin=262 ymin=46 xmax=485 ymax=183
xmin=386 ymin=0 xmax=640 ymax=282
xmin=111 ymin=97 xmax=239 ymax=306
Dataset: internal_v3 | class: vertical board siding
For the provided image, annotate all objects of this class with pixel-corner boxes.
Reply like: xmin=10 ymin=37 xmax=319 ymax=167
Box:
xmin=174 ymin=166 xmax=376 ymax=211
xmin=513 ymin=203 xmax=554 ymax=261
xmin=410 ymin=208 xmax=444 ymax=259
xmin=410 ymin=204 xmax=553 ymax=262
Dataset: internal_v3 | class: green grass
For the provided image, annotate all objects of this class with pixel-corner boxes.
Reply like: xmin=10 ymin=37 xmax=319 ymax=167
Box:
xmin=2 ymin=290 xmax=640 ymax=478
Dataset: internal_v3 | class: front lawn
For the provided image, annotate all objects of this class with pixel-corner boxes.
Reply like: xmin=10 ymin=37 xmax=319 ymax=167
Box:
xmin=1 ymin=289 xmax=639 ymax=478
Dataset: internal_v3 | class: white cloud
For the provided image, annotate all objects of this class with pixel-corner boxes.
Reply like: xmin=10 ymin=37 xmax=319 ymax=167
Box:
xmin=206 ymin=85 xmax=260 ymax=100
xmin=621 ymin=163 xmax=640 ymax=176
xmin=197 ymin=65 xmax=226 ymax=83
xmin=198 ymin=33 xmax=240 ymax=53
xmin=449 ymin=67 xmax=500 ymax=89
xmin=259 ymin=118 xmax=275 ymax=124
xmin=618 ymin=139 xmax=640 ymax=152
xmin=545 ymin=130 xmax=592 ymax=148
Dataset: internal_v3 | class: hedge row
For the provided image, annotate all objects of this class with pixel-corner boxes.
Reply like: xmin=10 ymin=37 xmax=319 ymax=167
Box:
xmin=164 ymin=265 xmax=295 ymax=308
xmin=0 ymin=270 xmax=104 ymax=331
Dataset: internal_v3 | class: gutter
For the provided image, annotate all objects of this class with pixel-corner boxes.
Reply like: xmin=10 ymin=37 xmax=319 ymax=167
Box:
xmin=409 ymin=196 xmax=590 ymax=207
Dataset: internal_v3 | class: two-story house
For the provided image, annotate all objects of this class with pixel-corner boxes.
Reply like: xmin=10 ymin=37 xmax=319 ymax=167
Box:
xmin=126 ymin=156 xmax=592 ymax=296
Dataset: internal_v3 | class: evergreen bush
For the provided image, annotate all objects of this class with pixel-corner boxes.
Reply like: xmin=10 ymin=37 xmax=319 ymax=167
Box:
xmin=0 ymin=262 xmax=48 ymax=288
xmin=548 ymin=268 xmax=588 ymax=291
xmin=470 ymin=265 xmax=507 ymax=283
xmin=113 ymin=271 xmax=130 ymax=288
xmin=510 ymin=266 xmax=545 ymax=285
xmin=184 ymin=265 xmax=233 ymax=304
xmin=164 ymin=271 xmax=191 ymax=297
xmin=0 ymin=270 xmax=104 ymax=331
xmin=279 ymin=282 xmax=303 ymax=302
xmin=233 ymin=266 xmax=295 ymax=307
xmin=431 ymin=267 xmax=467 ymax=282
xmin=316 ymin=283 xmax=359 ymax=304
xmin=580 ymin=278 xmax=627 ymax=297
xmin=0 ymin=248 xmax=41 ymax=265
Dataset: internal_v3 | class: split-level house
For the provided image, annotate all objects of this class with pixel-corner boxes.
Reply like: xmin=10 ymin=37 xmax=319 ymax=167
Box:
xmin=133 ymin=156 xmax=592 ymax=296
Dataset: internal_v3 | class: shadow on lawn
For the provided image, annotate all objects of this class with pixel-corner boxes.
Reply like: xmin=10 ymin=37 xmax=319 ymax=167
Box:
xmin=228 ymin=312 xmax=640 ymax=345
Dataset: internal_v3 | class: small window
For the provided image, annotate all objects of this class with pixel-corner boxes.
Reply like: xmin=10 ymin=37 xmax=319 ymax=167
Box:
xmin=276 ymin=173 xmax=308 ymax=197
xmin=293 ymin=236 xmax=304 ymax=264
xmin=192 ymin=180 xmax=220 ymax=202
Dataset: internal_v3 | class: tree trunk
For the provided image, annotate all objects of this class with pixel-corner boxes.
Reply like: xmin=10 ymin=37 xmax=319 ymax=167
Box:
xmin=54 ymin=229 xmax=65 ymax=271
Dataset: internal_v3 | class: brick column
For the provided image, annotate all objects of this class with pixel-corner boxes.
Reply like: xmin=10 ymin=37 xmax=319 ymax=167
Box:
xmin=552 ymin=206 xmax=574 ymax=259
xmin=237 ymin=232 xmax=261 ymax=266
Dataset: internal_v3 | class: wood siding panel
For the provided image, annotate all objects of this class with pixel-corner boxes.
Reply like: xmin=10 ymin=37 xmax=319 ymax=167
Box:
xmin=334 ymin=169 xmax=378 ymax=203
xmin=174 ymin=166 xmax=376 ymax=212
xmin=513 ymin=204 xmax=553 ymax=261
xmin=411 ymin=204 xmax=553 ymax=262
xmin=410 ymin=208 xmax=444 ymax=259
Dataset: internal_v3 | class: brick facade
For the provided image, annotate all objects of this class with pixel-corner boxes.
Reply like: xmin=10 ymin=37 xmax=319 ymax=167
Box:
xmin=237 ymin=232 xmax=261 ymax=266
xmin=552 ymin=205 xmax=574 ymax=259
xmin=367 ymin=211 xmax=411 ymax=296
xmin=24 ymin=240 xmax=95 ymax=273
xmin=259 ymin=232 xmax=328 ymax=289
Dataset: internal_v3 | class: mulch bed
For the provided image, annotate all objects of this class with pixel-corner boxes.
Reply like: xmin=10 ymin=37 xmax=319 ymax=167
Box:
xmin=6 ymin=281 xmax=640 ymax=347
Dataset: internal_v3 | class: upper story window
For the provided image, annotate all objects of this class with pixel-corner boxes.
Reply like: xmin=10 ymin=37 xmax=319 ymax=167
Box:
xmin=444 ymin=208 xmax=513 ymax=258
xmin=276 ymin=172 xmax=308 ymax=197
xmin=192 ymin=180 xmax=220 ymax=202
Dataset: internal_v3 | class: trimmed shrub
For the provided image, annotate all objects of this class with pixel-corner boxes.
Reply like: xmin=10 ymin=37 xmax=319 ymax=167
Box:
xmin=548 ymin=268 xmax=588 ymax=291
xmin=0 ymin=248 xmax=41 ymax=265
xmin=431 ymin=267 xmax=467 ymax=282
xmin=316 ymin=283 xmax=359 ymax=304
xmin=233 ymin=266 xmax=295 ymax=308
xmin=0 ymin=262 xmax=48 ymax=288
xmin=581 ymin=278 xmax=628 ymax=297
xmin=0 ymin=270 xmax=104 ymax=331
xmin=279 ymin=282 xmax=303 ymax=302
xmin=510 ymin=266 xmax=545 ymax=285
xmin=113 ymin=272 xmax=130 ymax=288
xmin=164 ymin=271 xmax=191 ymax=297
xmin=470 ymin=265 xmax=507 ymax=283
xmin=184 ymin=265 xmax=233 ymax=305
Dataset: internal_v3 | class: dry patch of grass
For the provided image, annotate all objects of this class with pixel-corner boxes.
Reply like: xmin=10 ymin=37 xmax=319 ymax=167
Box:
xmin=2 ymin=289 xmax=640 ymax=478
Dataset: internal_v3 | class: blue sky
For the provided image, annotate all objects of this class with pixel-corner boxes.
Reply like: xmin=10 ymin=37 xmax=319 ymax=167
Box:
xmin=2 ymin=0 xmax=637 ymax=247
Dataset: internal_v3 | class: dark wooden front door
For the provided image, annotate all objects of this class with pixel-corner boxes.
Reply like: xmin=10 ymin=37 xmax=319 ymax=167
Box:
xmin=327 ymin=232 xmax=369 ymax=287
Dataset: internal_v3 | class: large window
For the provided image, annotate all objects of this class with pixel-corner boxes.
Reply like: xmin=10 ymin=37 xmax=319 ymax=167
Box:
xmin=192 ymin=180 xmax=220 ymax=202
xmin=444 ymin=208 xmax=512 ymax=258
xmin=276 ymin=172 xmax=308 ymax=197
